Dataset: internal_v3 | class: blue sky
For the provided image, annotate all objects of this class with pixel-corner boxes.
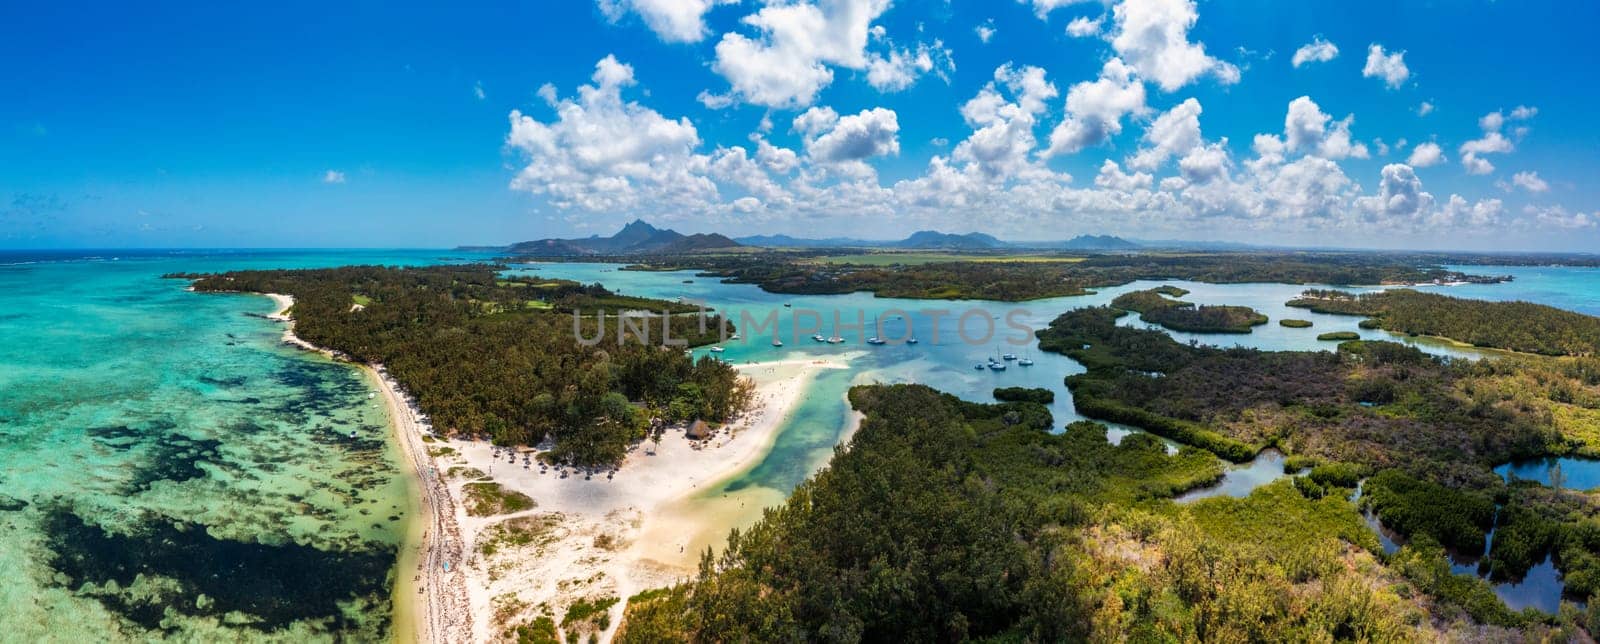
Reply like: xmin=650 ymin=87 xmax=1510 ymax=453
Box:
xmin=3 ymin=0 xmax=1598 ymax=250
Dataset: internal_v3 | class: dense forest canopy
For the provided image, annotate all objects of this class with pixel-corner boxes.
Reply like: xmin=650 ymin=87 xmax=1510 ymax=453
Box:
xmin=1035 ymin=305 xmax=1600 ymax=604
xmin=563 ymin=251 xmax=1504 ymax=302
xmin=1288 ymin=288 xmax=1600 ymax=356
xmin=1111 ymin=286 xmax=1270 ymax=333
xmin=177 ymin=264 xmax=751 ymax=467
xmin=619 ymin=384 xmax=1598 ymax=640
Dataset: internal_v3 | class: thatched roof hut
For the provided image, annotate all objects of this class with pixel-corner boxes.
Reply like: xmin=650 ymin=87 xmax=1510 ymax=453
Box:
xmin=685 ymin=419 xmax=711 ymax=441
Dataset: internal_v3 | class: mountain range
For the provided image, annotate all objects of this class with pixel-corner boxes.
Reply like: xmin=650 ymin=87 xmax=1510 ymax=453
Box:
xmin=471 ymin=220 xmax=1143 ymax=255
xmin=731 ymin=231 xmax=1140 ymax=250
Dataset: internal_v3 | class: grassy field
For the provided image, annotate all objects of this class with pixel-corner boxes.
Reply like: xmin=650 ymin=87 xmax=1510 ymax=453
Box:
xmin=496 ymin=279 xmax=568 ymax=289
xmin=814 ymin=253 xmax=1087 ymax=266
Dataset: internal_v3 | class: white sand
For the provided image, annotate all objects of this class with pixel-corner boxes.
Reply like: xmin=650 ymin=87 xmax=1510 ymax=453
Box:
xmin=434 ymin=356 xmax=850 ymax=643
xmin=265 ymin=293 xmax=337 ymax=357
xmin=263 ymin=294 xmax=468 ymax=642
xmin=263 ymin=290 xmax=855 ymax=642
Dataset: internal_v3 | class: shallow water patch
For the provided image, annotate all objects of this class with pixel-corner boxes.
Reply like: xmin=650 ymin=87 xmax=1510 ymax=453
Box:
xmin=1495 ymin=456 xmax=1600 ymax=491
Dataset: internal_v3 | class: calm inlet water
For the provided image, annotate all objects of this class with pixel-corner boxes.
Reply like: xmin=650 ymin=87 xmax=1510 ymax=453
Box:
xmin=518 ymin=263 xmax=1510 ymax=504
xmin=1496 ymin=457 xmax=1600 ymax=491
xmin=4 ymin=252 xmax=1595 ymax=638
xmin=523 ymin=262 xmax=1599 ymax=615
xmin=0 ymin=249 xmax=486 ymax=641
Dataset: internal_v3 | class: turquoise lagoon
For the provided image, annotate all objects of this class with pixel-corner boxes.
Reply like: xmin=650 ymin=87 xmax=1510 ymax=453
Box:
xmin=0 ymin=249 xmax=488 ymax=641
xmin=3 ymin=251 xmax=1596 ymax=639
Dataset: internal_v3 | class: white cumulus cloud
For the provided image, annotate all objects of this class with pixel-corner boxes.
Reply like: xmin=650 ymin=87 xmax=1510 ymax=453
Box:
xmin=506 ymin=55 xmax=715 ymax=213
xmin=1281 ymin=96 xmax=1368 ymax=160
xmin=1511 ymin=171 xmax=1549 ymax=193
xmin=1291 ymin=36 xmax=1338 ymax=67
xmin=1431 ymin=194 xmax=1503 ymax=227
xmin=322 ymin=170 xmax=346 ymax=184
xmin=710 ymin=0 xmax=891 ymax=108
xmin=1525 ymin=205 xmax=1595 ymax=229
xmin=1178 ymin=141 xmax=1231 ymax=184
xmin=955 ymin=64 xmax=1060 ymax=179
xmin=1357 ymin=163 xmax=1433 ymax=220
xmin=1362 ymin=44 xmax=1409 ymax=89
xmin=1022 ymin=0 xmax=1095 ymax=18
xmin=794 ymin=106 xmax=901 ymax=164
xmin=975 ymin=19 xmax=996 ymax=43
xmin=1065 ymin=16 xmax=1102 ymax=37
xmin=597 ymin=0 xmax=735 ymax=43
xmin=1045 ymin=58 xmax=1147 ymax=156
xmin=1128 ymin=97 xmax=1202 ymax=170
xmin=865 ymin=40 xmax=953 ymax=92
xmin=1094 ymin=159 xmax=1153 ymax=191
xmin=1406 ymin=142 xmax=1444 ymax=168
xmin=1459 ymin=106 xmax=1534 ymax=175
xmin=1108 ymin=0 xmax=1240 ymax=92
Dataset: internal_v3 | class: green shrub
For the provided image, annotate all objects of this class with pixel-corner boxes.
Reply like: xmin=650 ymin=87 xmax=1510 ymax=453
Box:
xmin=1388 ymin=535 xmax=1528 ymax=627
xmin=1309 ymin=462 xmax=1369 ymax=488
xmin=993 ymin=387 xmax=1055 ymax=404
xmin=512 ymin=616 xmax=560 ymax=644
xmin=1362 ymin=470 xmax=1493 ymax=554
xmin=463 ymin=482 xmax=536 ymax=517
xmin=1283 ymin=454 xmax=1318 ymax=473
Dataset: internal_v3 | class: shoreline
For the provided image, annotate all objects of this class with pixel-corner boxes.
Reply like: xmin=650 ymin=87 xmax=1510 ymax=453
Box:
xmin=440 ymin=355 xmax=847 ymax=642
xmin=264 ymin=293 xmax=467 ymax=643
xmin=262 ymin=292 xmax=850 ymax=642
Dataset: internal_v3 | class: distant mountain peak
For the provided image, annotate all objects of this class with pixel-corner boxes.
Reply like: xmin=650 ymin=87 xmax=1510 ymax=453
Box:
xmin=504 ymin=219 xmax=739 ymax=256
xmin=1059 ymin=234 xmax=1138 ymax=250
xmin=899 ymin=230 xmax=1004 ymax=249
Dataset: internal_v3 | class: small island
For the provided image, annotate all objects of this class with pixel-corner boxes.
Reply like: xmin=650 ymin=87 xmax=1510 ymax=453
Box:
xmin=993 ymin=386 xmax=1055 ymax=404
xmin=1317 ymin=331 xmax=1361 ymax=341
xmin=1111 ymin=287 xmax=1270 ymax=334
xmin=1279 ymin=318 xmax=1313 ymax=328
xmin=1288 ymin=288 xmax=1600 ymax=356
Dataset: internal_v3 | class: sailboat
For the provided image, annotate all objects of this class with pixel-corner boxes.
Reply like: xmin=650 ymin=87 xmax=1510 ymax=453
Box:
xmin=772 ymin=337 xmax=784 ymax=347
xmin=826 ymin=322 xmax=844 ymax=343
xmin=866 ymin=314 xmax=885 ymax=344
xmin=1017 ymin=350 xmax=1034 ymax=366
xmin=984 ymin=347 xmax=1004 ymax=370
xmin=708 ymin=346 xmax=725 ymax=353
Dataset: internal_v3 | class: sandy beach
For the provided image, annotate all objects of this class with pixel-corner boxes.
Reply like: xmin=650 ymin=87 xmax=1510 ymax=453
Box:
xmin=264 ymin=292 xmax=851 ymax=642
xmin=437 ymin=356 xmax=849 ymax=642
xmin=265 ymin=293 xmax=468 ymax=642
